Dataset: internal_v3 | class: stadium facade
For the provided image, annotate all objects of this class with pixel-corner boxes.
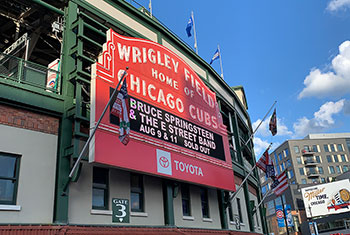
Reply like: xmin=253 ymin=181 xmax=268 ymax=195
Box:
xmin=0 ymin=0 xmax=266 ymax=234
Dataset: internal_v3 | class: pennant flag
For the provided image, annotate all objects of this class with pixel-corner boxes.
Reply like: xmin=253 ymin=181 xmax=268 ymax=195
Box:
xmin=269 ymin=108 xmax=277 ymax=136
xmin=271 ymin=171 xmax=288 ymax=196
xmin=210 ymin=48 xmax=220 ymax=65
xmin=186 ymin=14 xmax=193 ymax=37
xmin=256 ymin=147 xmax=275 ymax=178
xmin=111 ymin=81 xmax=130 ymax=145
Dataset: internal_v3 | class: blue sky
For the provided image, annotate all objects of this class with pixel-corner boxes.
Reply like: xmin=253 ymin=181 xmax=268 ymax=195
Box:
xmin=131 ymin=0 xmax=350 ymax=157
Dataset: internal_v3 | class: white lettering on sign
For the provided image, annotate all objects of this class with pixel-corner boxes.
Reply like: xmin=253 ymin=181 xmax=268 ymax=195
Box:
xmin=173 ymin=160 xmax=203 ymax=176
xmin=117 ymin=43 xmax=179 ymax=73
xmin=128 ymin=73 xmax=184 ymax=113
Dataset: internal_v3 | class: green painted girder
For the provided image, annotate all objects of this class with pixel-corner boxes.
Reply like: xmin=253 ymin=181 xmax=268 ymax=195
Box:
xmin=217 ymin=190 xmax=228 ymax=229
xmin=243 ymin=182 xmax=254 ymax=232
xmin=163 ymin=181 xmax=175 ymax=226
xmin=0 ymin=79 xmax=64 ymax=114
xmin=53 ymin=1 xmax=78 ymax=224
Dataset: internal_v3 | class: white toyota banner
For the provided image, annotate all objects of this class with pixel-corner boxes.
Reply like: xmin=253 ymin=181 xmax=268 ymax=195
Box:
xmin=301 ymin=179 xmax=350 ymax=218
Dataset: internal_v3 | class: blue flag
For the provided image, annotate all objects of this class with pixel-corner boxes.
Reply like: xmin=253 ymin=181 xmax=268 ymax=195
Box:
xmin=186 ymin=15 xmax=193 ymax=37
xmin=276 ymin=205 xmax=285 ymax=227
xmin=210 ymin=48 xmax=220 ymax=64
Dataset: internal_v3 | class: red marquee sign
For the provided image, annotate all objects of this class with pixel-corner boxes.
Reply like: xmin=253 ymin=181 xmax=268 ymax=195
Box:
xmin=90 ymin=29 xmax=235 ymax=191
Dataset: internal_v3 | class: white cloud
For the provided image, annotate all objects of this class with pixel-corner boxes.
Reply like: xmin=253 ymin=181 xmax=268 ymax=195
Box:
xmin=293 ymin=99 xmax=345 ymax=137
xmin=252 ymin=117 xmax=292 ymax=137
xmin=298 ymin=41 xmax=350 ymax=99
xmin=327 ymin=0 xmax=350 ymax=11
xmin=253 ymin=137 xmax=280 ymax=158
xmin=253 ymin=137 xmax=270 ymax=158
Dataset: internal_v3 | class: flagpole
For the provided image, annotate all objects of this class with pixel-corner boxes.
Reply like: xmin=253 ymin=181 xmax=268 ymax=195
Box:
xmin=62 ymin=67 xmax=129 ymax=193
xmin=228 ymin=142 xmax=272 ymax=204
xmin=218 ymin=44 xmax=224 ymax=79
xmin=252 ymin=190 xmax=272 ymax=214
xmin=191 ymin=11 xmax=198 ymax=54
xmin=228 ymin=164 xmax=257 ymax=203
xmin=243 ymin=100 xmax=277 ymax=148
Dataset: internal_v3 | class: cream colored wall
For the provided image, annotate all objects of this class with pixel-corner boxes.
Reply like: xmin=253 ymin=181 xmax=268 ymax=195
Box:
xmin=69 ymin=163 xmax=225 ymax=228
xmin=68 ymin=163 xmax=165 ymax=225
xmin=227 ymin=183 xmax=250 ymax=232
xmin=174 ymin=185 xmax=221 ymax=229
xmin=85 ymin=0 xmax=158 ymax=42
xmin=208 ymin=74 xmax=234 ymax=104
xmin=0 ymin=124 xmax=57 ymax=223
xmin=249 ymin=192 xmax=263 ymax=234
xmin=233 ymin=89 xmax=248 ymax=110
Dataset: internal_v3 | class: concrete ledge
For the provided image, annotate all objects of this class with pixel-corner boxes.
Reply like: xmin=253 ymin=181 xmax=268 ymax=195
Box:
xmin=183 ymin=216 xmax=195 ymax=221
xmin=90 ymin=209 xmax=112 ymax=215
xmin=0 ymin=205 xmax=21 ymax=211
xmin=202 ymin=218 xmax=213 ymax=222
xmin=130 ymin=212 xmax=148 ymax=217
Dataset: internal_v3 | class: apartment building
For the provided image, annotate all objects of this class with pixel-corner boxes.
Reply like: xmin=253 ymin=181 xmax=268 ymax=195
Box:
xmin=260 ymin=133 xmax=350 ymax=235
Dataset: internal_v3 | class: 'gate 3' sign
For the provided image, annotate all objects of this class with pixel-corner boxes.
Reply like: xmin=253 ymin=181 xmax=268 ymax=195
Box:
xmin=90 ymin=29 xmax=235 ymax=191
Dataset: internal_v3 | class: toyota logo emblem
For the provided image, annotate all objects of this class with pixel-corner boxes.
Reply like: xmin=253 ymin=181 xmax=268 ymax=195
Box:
xmin=159 ymin=156 xmax=169 ymax=168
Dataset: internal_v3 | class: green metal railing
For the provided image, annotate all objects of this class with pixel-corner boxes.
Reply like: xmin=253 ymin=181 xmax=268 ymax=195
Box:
xmin=0 ymin=53 xmax=61 ymax=94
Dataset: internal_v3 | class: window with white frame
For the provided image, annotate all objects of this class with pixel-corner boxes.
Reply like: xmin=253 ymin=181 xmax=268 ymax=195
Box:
xmin=330 ymin=144 xmax=336 ymax=152
xmin=294 ymin=146 xmax=299 ymax=153
xmin=336 ymin=166 xmax=342 ymax=174
xmin=181 ymin=184 xmax=191 ymax=216
xmin=337 ymin=144 xmax=343 ymax=152
xmin=333 ymin=155 xmax=339 ymax=162
xmin=341 ymin=154 xmax=347 ymax=162
xmin=92 ymin=167 xmax=109 ymax=210
xmin=200 ymin=187 xmax=209 ymax=218
xmin=130 ymin=173 xmax=144 ymax=212
xmin=324 ymin=144 xmax=329 ymax=152
xmin=0 ymin=152 xmax=21 ymax=205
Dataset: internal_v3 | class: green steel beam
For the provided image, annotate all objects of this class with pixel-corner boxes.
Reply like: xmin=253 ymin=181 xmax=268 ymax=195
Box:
xmin=0 ymin=80 xmax=64 ymax=114
xmin=53 ymin=1 xmax=78 ymax=224
xmin=243 ymin=182 xmax=254 ymax=232
xmin=163 ymin=180 xmax=175 ymax=226
xmin=217 ymin=190 xmax=228 ymax=229
xmin=232 ymin=112 xmax=243 ymax=165
xmin=257 ymin=187 xmax=268 ymax=234
xmin=232 ymin=111 xmax=255 ymax=232
xmin=30 ymin=0 xmax=64 ymax=15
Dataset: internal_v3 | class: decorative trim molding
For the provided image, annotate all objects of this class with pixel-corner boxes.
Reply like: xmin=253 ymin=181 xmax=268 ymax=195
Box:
xmin=130 ymin=211 xmax=148 ymax=217
xmin=90 ymin=209 xmax=112 ymax=215
xmin=0 ymin=205 xmax=21 ymax=211
xmin=182 ymin=216 xmax=194 ymax=221
xmin=202 ymin=218 xmax=213 ymax=222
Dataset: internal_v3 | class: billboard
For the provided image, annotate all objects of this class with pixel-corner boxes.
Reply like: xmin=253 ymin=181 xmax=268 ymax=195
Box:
xmin=90 ymin=29 xmax=235 ymax=191
xmin=301 ymin=179 xmax=350 ymax=218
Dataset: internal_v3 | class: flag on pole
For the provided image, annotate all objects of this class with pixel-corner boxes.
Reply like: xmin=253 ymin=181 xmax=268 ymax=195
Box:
xmin=210 ymin=48 xmax=220 ymax=65
xmin=148 ymin=0 xmax=152 ymax=17
xmin=186 ymin=14 xmax=193 ymax=37
xmin=269 ymin=108 xmax=277 ymax=136
xmin=256 ymin=147 xmax=275 ymax=178
xmin=271 ymin=171 xmax=288 ymax=196
xmin=111 ymin=81 xmax=130 ymax=145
